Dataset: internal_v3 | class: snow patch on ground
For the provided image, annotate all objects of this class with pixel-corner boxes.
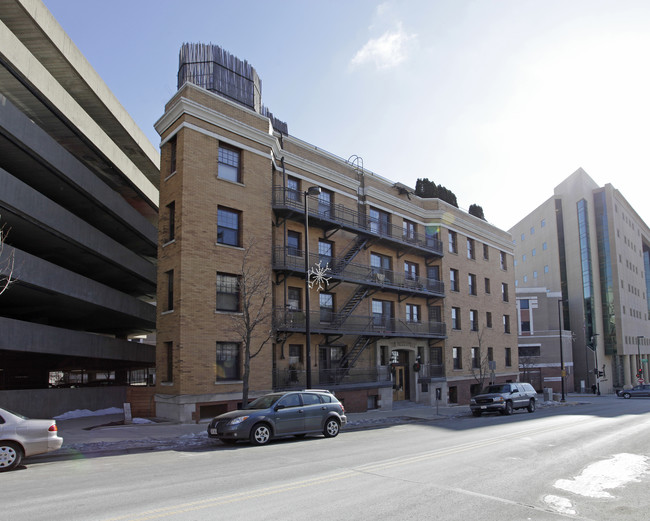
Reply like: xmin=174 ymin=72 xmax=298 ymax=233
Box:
xmin=543 ymin=495 xmax=576 ymax=515
xmin=554 ymin=453 xmax=650 ymax=499
xmin=54 ymin=407 xmax=123 ymax=420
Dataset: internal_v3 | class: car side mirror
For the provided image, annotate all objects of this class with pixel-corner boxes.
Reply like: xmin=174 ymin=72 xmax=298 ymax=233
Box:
xmin=274 ymin=404 xmax=286 ymax=411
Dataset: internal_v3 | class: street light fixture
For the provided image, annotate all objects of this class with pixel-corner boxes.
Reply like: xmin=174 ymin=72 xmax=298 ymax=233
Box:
xmin=557 ymin=299 xmax=566 ymax=402
xmin=303 ymin=186 xmax=321 ymax=389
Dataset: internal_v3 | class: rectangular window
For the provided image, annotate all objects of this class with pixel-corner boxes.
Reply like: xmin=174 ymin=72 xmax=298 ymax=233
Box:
xmin=217 ymin=207 xmax=241 ymax=246
xmin=289 ymin=344 xmax=303 ymax=365
xmin=429 ymin=305 xmax=442 ymax=323
xmin=370 ymin=207 xmax=390 ymax=236
xmin=403 ymin=219 xmax=416 ymax=241
xmin=216 ymin=273 xmax=240 ymax=312
xmin=287 ymin=176 xmax=300 ymax=202
xmin=318 ymin=189 xmax=333 ymax=217
xmin=486 ymin=311 xmax=493 ymax=328
xmin=503 ymin=315 xmax=511 ymax=334
xmin=320 ymin=293 xmax=334 ymax=323
xmin=164 ymin=341 xmax=173 ymax=382
xmin=519 ymin=346 xmax=541 ymax=357
xmin=488 ymin=347 xmax=494 ymax=362
xmin=543 ymin=241 xmax=548 ymax=250
xmin=451 ymin=307 xmax=461 ymax=330
xmin=467 ymin=238 xmax=475 ymax=259
xmin=405 ymin=261 xmax=418 ymax=281
xmin=166 ymin=201 xmax=175 ymax=242
xmin=468 ymin=273 xmax=477 ymax=295
xmin=430 ymin=346 xmax=443 ymax=366
xmin=428 ymin=265 xmax=440 ymax=281
xmin=406 ymin=303 xmax=420 ymax=323
xmin=483 ymin=243 xmax=489 ymax=260
xmin=372 ymin=299 xmax=393 ymax=327
xmin=502 ymin=283 xmax=509 ymax=302
xmin=505 ymin=347 xmax=512 ymax=367
xmin=450 ymin=269 xmax=459 ymax=292
xmin=165 ymin=269 xmax=174 ymax=311
xmin=453 ymin=347 xmax=462 ymax=369
xmin=471 ymin=347 xmax=480 ymax=369
xmin=485 ymin=277 xmax=491 ymax=294
xmin=218 ymin=145 xmax=241 ymax=182
xmin=448 ymin=230 xmax=458 ymax=253
xmin=288 ymin=287 xmax=301 ymax=310
xmin=287 ymin=230 xmax=301 ymax=256
xmin=500 ymin=251 xmax=507 ymax=270
xmin=318 ymin=240 xmax=333 ymax=265
xmin=216 ymin=342 xmax=240 ymax=380
xmin=169 ymin=136 xmax=177 ymax=174
xmin=470 ymin=309 xmax=478 ymax=331
xmin=425 ymin=225 xmax=440 ymax=248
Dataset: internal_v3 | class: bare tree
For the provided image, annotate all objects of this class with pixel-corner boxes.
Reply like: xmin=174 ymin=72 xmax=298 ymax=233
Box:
xmin=470 ymin=328 xmax=492 ymax=393
xmin=0 ymin=224 xmax=15 ymax=296
xmin=229 ymin=242 xmax=273 ymax=405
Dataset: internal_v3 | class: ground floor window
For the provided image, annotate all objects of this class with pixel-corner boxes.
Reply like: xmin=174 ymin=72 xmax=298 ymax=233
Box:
xmin=216 ymin=342 xmax=240 ymax=380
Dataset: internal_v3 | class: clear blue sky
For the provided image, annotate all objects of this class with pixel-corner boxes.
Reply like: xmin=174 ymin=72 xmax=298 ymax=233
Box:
xmin=44 ymin=0 xmax=650 ymax=231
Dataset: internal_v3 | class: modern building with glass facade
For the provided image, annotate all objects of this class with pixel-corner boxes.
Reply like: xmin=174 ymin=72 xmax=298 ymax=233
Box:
xmin=509 ymin=168 xmax=650 ymax=393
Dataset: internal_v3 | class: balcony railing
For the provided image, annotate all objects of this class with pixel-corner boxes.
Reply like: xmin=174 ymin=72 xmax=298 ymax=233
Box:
xmin=273 ymin=367 xmax=391 ymax=390
xmin=272 ymin=188 xmax=443 ymax=256
xmin=273 ymin=308 xmax=446 ymax=339
xmin=417 ymin=363 xmax=446 ymax=379
xmin=272 ymin=247 xmax=445 ymax=297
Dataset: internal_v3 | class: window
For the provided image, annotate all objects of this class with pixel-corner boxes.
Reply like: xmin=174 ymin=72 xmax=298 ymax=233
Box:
xmin=541 ymin=218 xmax=546 ymax=227
xmin=289 ymin=344 xmax=303 ymax=365
xmin=450 ymin=268 xmax=459 ymax=292
xmin=166 ymin=201 xmax=175 ymax=242
xmin=216 ymin=342 xmax=240 ymax=380
xmin=483 ymin=243 xmax=489 ymax=260
xmin=451 ymin=307 xmax=461 ymax=330
xmin=216 ymin=273 xmax=239 ymax=312
xmin=430 ymin=346 xmax=443 ymax=366
xmin=318 ymin=240 xmax=333 ymax=265
xmin=470 ymin=309 xmax=478 ymax=331
xmin=406 ymin=304 xmax=420 ymax=323
xmin=403 ymin=219 xmax=416 ymax=241
xmin=467 ymin=238 xmax=475 ymax=259
xmin=370 ymin=207 xmax=390 ymax=235
xmin=287 ymin=176 xmax=300 ymax=202
xmin=486 ymin=311 xmax=493 ymax=328
xmin=519 ymin=346 xmax=540 ymax=357
xmin=484 ymin=277 xmax=491 ymax=294
xmin=471 ymin=347 xmax=480 ymax=369
xmin=169 ymin=136 xmax=177 ymax=175
xmin=318 ymin=189 xmax=333 ymax=217
xmin=502 ymin=283 xmax=509 ymax=302
xmin=288 ymin=231 xmax=301 ymax=256
xmin=287 ymin=287 xmax=301 ymax=310
xmin=503 ymin=315 xmax=511 ymax=334
xmin=532 ymin=248 xmax=536 ymax=257
xmin=543 ymin=241 xmax=547 ymax=250
xmin=218 ymin=145 xmax=240 ymax=182
xmin=505 ymin=347 xmax=512 ymax=367
xmin=373 ymin=299 xmax=393 ymax=327
xmin=425 ymin=225 xmax=440 ymax=248
xmin=371 ymin=252 xmax=392 ymax=282
xmin=530 ymin=226 xmax=535 ymax=235
xmin=163 ymin=341 xmax=173 ymax=382
xmin=468 ymin=273 xmax=477 ymax=295
xmin=429 ymin=305 xmax=442 ymax=323
xmin=544 ymin=265 xmax=549 ymax=273
xmin=453 ymin=347 xmax=462 ymax=370
xmin=448 ymin=231 xmax=458 ymax=253
xmin=500 ymin=251 xmax=507 ymax=270
xmin=488 ymin=347 xmax=494 ymax=362
xmin=165 ymin=269 xmax=174 ymax=311
xmin=405 ymin=261 xmax=418 ymax=281
xmin=217 ymin=207 xmax=240 ymax=246
xmin=320 ymin=293 xmax=334 ymax=323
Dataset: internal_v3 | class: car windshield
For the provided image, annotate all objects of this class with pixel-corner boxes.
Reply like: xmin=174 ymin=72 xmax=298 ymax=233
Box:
xmin=484 ymin=384 xmax=511 ymax=394
xmin=245 ymin=394 xmax=283 ymax=410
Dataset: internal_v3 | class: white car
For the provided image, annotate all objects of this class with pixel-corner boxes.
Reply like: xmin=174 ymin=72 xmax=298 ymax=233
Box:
xmin=0 ymin=407 xmax=63 ymax=471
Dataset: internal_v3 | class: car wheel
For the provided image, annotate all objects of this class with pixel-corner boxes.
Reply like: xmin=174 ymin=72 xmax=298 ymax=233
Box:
xmin=623 ymin=392 xmax=631 ymax=399
xmin=504 ymin=401 xmax=514 ymax=415
xmin=323 ymin=418 xmax=340 ymax=438
xmin=0 ymin=441 xmax=23 ymax=472
xmin=249 ymin=424 xmax=271 ymax=445
xmin=472 ymin=410 xmax=482 ymax=417
xmin=527 ymin=399 xmax=536 ymax=413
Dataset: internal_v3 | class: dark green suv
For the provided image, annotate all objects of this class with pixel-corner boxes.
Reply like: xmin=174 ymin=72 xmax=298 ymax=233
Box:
xmin=207 ymin=390 xmax=347 ymax=445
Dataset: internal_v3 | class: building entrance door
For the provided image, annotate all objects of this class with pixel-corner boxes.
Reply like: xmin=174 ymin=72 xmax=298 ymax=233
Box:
xmin=393 ymin=365 xmax=406 ymax=401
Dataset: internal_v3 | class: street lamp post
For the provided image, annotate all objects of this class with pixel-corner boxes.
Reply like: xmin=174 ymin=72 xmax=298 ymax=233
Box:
xmin=557 ymin=299 xmax=566 ymax=402
xmin=591 ymin=333 xmax=600 ymax=395
xmin=303 ymin=186 xmax=321 ymax=389
xmin=637 ymin=335 xmax=645 ymax=383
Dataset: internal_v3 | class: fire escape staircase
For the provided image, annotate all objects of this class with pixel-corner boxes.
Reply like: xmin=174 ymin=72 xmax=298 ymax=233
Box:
xmin=332 ymin=237 xmax=368 ymax=274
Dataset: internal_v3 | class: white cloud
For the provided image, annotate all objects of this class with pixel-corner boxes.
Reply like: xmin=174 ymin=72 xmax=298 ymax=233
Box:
xmin=350 ymin=22 xmax=416 ymax=71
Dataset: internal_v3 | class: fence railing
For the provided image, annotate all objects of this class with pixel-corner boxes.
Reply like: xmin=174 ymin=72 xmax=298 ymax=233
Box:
xmin=273 ymin=367 xmax=391 ymax=389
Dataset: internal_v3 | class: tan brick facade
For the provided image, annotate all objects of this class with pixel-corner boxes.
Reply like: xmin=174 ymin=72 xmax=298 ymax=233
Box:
xmin=155 ymin=82 xmax=517 ymax=421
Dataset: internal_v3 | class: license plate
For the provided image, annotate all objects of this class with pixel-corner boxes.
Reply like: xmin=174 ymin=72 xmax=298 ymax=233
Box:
xmin=481 ymin=406 xmax=487 ymax=409
xmin=210 ymin=428 xmax=218 ymax=435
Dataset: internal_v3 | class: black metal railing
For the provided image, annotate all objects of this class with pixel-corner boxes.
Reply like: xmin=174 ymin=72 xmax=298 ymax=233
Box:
xmin=273 ymin=308 xmax=446 ymax=339
xmin=418 ymin=363 xmax=446 ymax=379
xmin=272 ymin=247 xmax=445 ymax=297
xmin=273 ymin=367 xmax=390 ymax=389
xmin=272 ymin=188 xmax=444 ymax=256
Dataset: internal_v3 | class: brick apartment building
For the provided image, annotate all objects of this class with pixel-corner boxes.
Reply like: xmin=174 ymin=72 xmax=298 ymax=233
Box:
xmin=153 ymin=44 xmax=517 ymax=422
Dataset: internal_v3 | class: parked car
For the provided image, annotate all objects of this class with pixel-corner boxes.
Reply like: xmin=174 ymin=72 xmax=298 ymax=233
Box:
xmin=470 ymin=382 xmax=538 ymax=416
xmin=207 ymin=390 xmax=347 ymax=445
xmin=0 ymin=407 xmax=63 ymax=471
xmin=617 ymin=384 xmax=650 ymax=399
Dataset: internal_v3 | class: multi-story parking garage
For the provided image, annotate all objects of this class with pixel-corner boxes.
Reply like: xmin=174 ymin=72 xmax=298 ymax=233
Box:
xmin=0 ymin=0 xmax=159 ymax=415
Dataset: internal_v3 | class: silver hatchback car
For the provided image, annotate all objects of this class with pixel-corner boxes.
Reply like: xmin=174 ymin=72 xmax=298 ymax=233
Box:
xmin=207 ymin=390 xmax=347 ymax=445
